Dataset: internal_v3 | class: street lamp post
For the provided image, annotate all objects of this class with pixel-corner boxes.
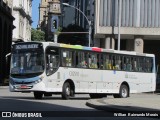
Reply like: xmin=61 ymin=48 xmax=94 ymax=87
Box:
xmin=118 ymin=0 xmax=122 ymax=51
xmin=62 ymin=3 xmax=92 ymax=47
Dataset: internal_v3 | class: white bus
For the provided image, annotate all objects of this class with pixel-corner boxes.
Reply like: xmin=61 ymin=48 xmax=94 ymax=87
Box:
xmin=9 ymin=42 xmax=156 ymax=99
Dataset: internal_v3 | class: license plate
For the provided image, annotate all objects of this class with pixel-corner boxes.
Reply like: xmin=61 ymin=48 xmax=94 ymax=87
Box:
xmin=20 ymin=85 xmax=28 ymax=89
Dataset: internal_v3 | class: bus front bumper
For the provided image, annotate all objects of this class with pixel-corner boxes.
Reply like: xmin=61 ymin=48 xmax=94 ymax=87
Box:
xmin=9 ymin=82 xmax=46 ymax=92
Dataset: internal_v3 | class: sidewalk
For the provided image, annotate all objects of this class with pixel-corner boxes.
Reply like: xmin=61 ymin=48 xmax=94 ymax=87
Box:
xmin=0 ymin=86 xmax=9 ymax=89
xmin=86 ymin=93 xmax=160 ymax=112
xmin=0 ymin=84 xmax=9 ymax=89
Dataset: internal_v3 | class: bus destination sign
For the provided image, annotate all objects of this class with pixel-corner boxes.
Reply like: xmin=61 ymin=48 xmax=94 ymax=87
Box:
xmin=14 ymin=44 xmax=39 ymax=50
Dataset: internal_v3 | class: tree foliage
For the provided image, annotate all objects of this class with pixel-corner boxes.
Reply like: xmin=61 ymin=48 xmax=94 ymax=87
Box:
xmin=58 ymin=24 xmax=87 ymax=46
xmin=31 ymin=28 xmax=45 ymax=41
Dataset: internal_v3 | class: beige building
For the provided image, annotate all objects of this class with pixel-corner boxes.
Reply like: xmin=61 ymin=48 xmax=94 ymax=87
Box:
xmin=12 ymin=0 xmax=32 ymax=42
xmin=95 ymin=0 xmax=160 ymax=52
xmin=3 ymin=0 xmax=13 ymax=9
xmin=3 ymin=0 xmax=32 ymax=42
xmin=38 ymin=0 xmax=49 ymax=30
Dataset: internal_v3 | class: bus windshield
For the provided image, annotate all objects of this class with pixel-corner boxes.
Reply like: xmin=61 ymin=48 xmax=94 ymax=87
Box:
xmin=11 ymin=44 xmax=44 ymax=78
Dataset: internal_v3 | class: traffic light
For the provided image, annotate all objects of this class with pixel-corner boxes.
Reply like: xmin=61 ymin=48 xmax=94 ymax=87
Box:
xmin=51 ymin=15 xmax=59 ymax=32
xmin=52 ymin=19 xmax=57 ymax=29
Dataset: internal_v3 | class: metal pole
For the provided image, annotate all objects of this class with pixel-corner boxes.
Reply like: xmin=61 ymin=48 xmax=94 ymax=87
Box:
xmin=54 ymin=34 xmax=57 ymax=43
xmin=88 ymin=21 xmax=91 ymax=47
xmin=118 ymin=0 xmax=121 ymax=50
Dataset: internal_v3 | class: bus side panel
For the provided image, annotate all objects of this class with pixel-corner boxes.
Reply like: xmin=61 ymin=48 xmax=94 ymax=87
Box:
xmin=83 ymin=69 xmax=100 ymax=93
xmin=101 ymin=70 xmax=114 ymax=93
xmin=111 ymin=71 xmax=124 ymax=93
xmin=138 ymin=73 xmax=155 ymax=92
xmin=59 ymin=67 xmax=83 ymax=93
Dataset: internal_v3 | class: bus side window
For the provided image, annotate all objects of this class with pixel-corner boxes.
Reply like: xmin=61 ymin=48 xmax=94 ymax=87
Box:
xmin=126 ymin=58 xmax=132 ymax=71
xmin=147 ymin=58 xmax=153 ymax=72
xmin=62 ymin=51 xmax=66 ymax=67
xmin=89 ymin=53 xmax=98 ymax=69
xmin=115 ymin=56 xmax=121 ymax=70
xmin=143 ymin=58 xmax=147 ymax=72
xmin=103 ymin=55 xmax=108 ymax=70
xmin=46 ymin=47 xmax=59 ymax=76
xmin=139 ymin=58 xmax=143 ymax=72
xmin=62 ymin=50 xmax=73 ymax=67
xmin=132 ymin=58 xmax=137 ymax=72
xmin=111 ymin=55 xmax=115 ymax=70
xmin=99 ymin=54 xmax=104 ymax=69
xmin=122 ymin=57 xmax=126 ymax=71
xmin=104 ymin=55 xmax=112 ymax=70
xmin=77 ymin=52 xmax=87 ymax=68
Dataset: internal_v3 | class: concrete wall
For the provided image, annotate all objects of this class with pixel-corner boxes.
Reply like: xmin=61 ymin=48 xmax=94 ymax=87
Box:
xmin=95 ymin=0 xmax=160 ymax=36
xmin=95 ymin=0 xmax=160 ymax=53
xmin=12 ymin=0 xmax=32 ymax=42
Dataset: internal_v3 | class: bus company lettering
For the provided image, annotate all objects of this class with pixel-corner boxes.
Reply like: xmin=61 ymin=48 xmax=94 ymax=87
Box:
xmin=80 ymin=74 xmax=88 ymax=78
xmin=125 ymin=73 xmax=137 ymax=79
xmin=69 ymin=71 xmax=79 ymax=76
xmin=15 ymin=44 xmax=38 ymax=50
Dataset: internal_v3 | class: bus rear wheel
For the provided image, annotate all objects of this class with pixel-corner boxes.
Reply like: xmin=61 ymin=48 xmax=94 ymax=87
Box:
xmin=62 ymin=82 xmax=71 ymax=100
xmin=34 ymin=91 xmax=43 ymax=99
xmin=114 ymin=84 xmax=129 ymax=98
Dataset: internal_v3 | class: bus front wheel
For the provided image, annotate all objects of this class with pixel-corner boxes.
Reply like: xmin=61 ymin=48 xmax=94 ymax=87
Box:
xmin=114 ymin=84 xmax=129 ymax=98
xmin=34 ymin=91 xmax=43 ymax=99
xmin=62 ymin=82 xmax=71 ymax=100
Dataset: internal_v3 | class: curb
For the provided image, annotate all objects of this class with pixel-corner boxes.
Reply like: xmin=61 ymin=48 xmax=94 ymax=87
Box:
xmin=86 ymin=101 xmax=160 ymax=119
xmin=86 ymin=101 xmax=128 ymax=112
xmin=86 ymin=99 xmax=160 ymax=112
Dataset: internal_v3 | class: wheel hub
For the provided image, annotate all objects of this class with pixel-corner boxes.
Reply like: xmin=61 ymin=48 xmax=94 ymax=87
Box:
xmin=66 ymin=87 xmax=70 ymax=96
xmin=122 ymin=88 xmax=127 ymax=97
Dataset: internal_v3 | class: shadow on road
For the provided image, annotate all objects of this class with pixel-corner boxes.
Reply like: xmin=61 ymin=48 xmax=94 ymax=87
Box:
xmin=0 ymin=96 xmax=108 ymax=116
xmin=2 ymin=96 xmax=90 ymax=100
xmin=0 ymin=96 xmax=159 ymax=120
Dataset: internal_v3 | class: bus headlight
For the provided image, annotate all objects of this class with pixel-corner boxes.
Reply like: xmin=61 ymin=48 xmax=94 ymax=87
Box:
xmin=34 ymin=79 xmax=42 ymax=84
xmin=40 ymin=76 xmax=44 ymax=81
xmin=34 ymin=76 xmax=44 ymax=84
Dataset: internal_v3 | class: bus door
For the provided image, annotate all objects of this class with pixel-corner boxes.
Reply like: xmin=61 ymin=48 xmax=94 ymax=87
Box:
xmin=45 ymin=47 xmax=60 ymax=89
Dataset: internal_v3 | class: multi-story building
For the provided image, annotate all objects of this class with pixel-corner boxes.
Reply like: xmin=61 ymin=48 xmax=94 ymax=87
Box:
xmin=38 ymin=0 xmax=76 ymax=29
xmin=12 ymin=0 xmax=32 ymax=42
xmin=95 ymin=0 xmax=160 ymax=63
xmin=38 ymin=0 xmax=94 ymax=44
xmin=61 ymin=0 xmax=95 ymax=30
xmin=3 ymin=0 xmax=13 ymax=8
xmin=38 ymin=0 xmax=48 ymax=30
xmin=0 ymin=0 xmax=14 ymax=84
xmin=61 ymin=0 xmax=75 ymax=27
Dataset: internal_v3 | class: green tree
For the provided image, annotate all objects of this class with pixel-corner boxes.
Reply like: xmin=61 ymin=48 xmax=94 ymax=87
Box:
xmin=31 ymin=28 xmax=45 ymax=41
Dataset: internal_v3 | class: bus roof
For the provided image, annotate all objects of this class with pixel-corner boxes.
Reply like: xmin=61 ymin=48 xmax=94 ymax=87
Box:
xmin=47 ymin=42 xmax=154 ymax=57
xmin=14 ymin=41 xmax=155 ymax=57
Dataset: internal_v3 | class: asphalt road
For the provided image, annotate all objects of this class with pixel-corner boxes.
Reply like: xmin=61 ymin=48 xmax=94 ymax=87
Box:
xmin=0 ymin=87 xmax=158 ymax=120
xmin=0 ymin=87 xmax=111 ymax=120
